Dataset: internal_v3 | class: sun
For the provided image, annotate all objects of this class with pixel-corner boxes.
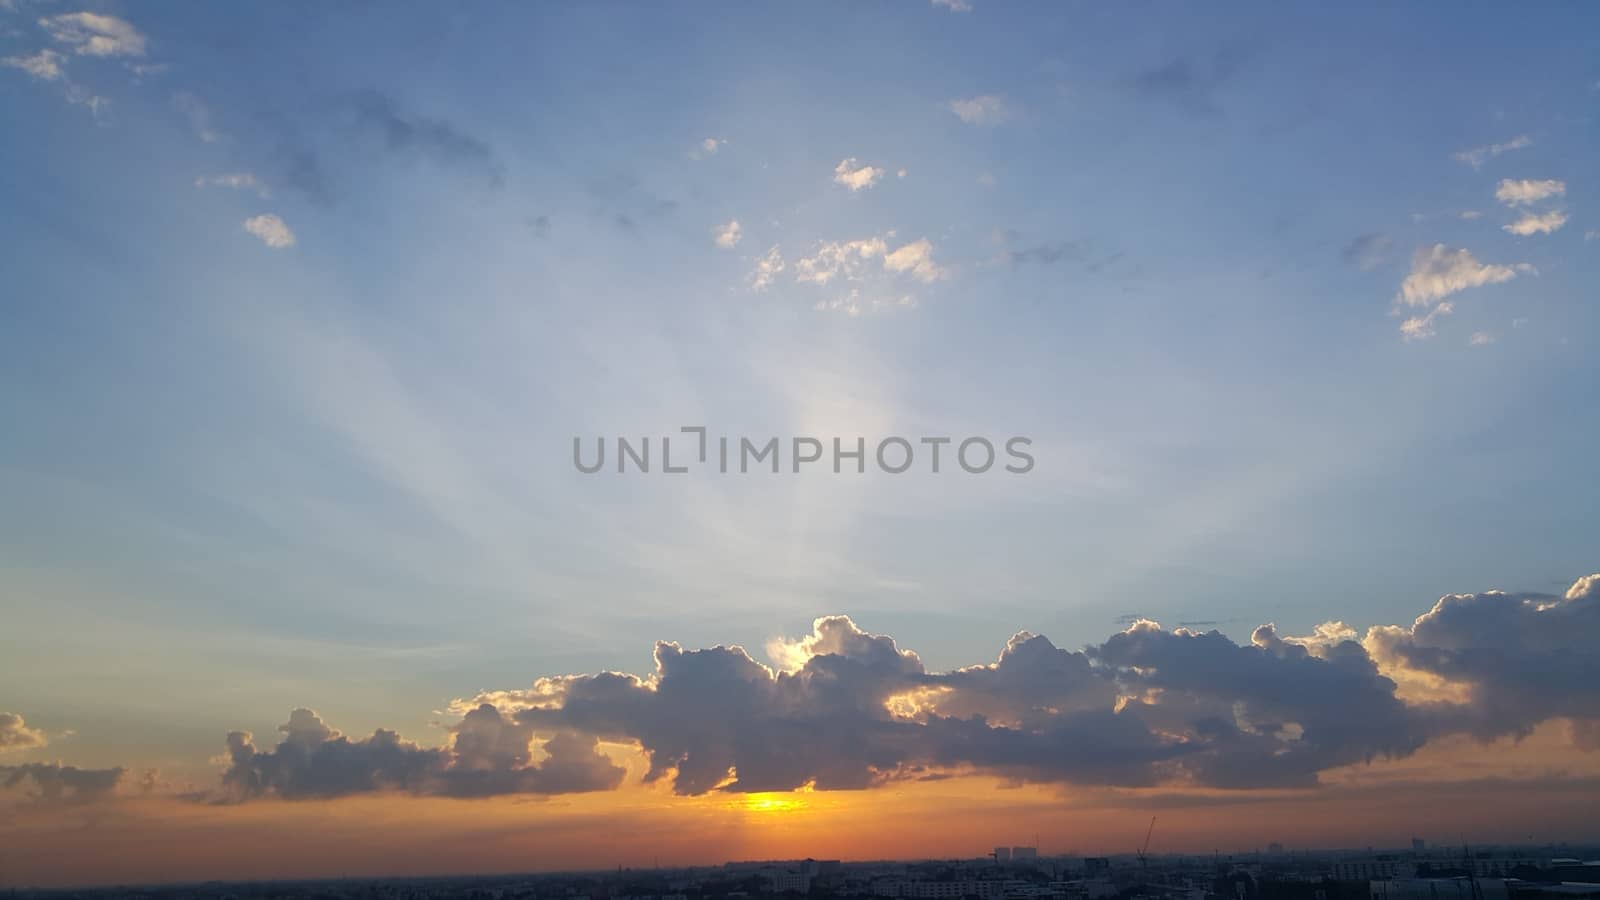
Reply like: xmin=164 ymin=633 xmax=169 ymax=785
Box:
xmin=738 ymin=793 xmax=809 ymax=814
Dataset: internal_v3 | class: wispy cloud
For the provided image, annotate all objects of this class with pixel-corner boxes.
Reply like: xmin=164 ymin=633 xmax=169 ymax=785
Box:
xmin=1452 ymin=135 xmax=1531 ymax=169
xmin=948 ymin=94 xmax=1009 ymax=126
xmin=712 ymin=218 xmax=742 ymax=249
xmin=39 ymin=12 xmax=146 ymax=58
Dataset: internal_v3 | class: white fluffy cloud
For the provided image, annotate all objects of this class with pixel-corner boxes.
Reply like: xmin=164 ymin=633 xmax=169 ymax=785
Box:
xmin=832 ymin=158 xmax=885 ymax=192
xmin=1393 ymin=245 xmax=1527 ymax=342
xmin=1503 ymin=209 xmax=1568 ymax=236
xmin=712 ymin=219 xmax=742 ymax=249
xmin=883 ymin=238 xmax=948 ymax=283
xmin=243 ymin=214 xmax=296 ymax=249
xmin=1395 ymin=245 xmax=1524 ymax=308
xmin=949 ymin=94 xmax=1008 ymax=126
xmin=0 ymin=713 xmax=47 ymax=753
xmin=1451 ymin=135 xmax=1531 ymax=169
xmin=1495 ymin=178 xmax=1565 ymax=206
xmin=40 ymin=12 xmax=146 ymax=57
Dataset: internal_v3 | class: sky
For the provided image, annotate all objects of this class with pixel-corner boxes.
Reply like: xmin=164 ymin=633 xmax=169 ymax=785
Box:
xmin=1 ymin=0 xmax=1599 ymax=888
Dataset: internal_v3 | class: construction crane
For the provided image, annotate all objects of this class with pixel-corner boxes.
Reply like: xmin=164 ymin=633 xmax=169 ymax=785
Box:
xmin=1136 ymin=816 xmax=1157 ymax=880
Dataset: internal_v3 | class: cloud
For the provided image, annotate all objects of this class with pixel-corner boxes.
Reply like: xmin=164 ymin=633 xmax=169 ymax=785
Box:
xmin=1 ymin=48 xmax=65 ymax=81
xmin=1127 ymin=44 xmax=1257 ymax=117
xmin=218 ymin=706 xmax=624 ymax=801
xmin=1502 ymin=209 xmax=1568 ymax=236
xmin=350 ymin=91 xmax=504 ymax=188
xmin=749 ymin=245 xmax=785 ymax=291
xmin=1452 ymin=136 xmax=1532 ymax=169
xmin=243 ymin=214 xmax=296 ymax=249
xmin=794 ymin=236 xmax=889 ymax=285
xmin=1342 ymin=232 xmax=1393 ymax=272
xmin=1 ymin=763 xmax=124 ymax=804
xmin=39 ymin=12 xmax=146 ymax=57
xmin=691 ymin=137 xmax=724 ymax=159
xmin=948 ymin=95 xmax=1008 ymax=126
xmin=1495 ymin=178 xmax=1565 ymax=206
xmin=0 ymin=713 xmax=47 ymax=753
xmin=443 ymin=574 xmax=1599 ymax=796
xmin=1393 ymin=244 xmax=1525 ymax=310
xmin=1468 ymin=331 xmax=1496 ymax=346
xmin=832 ymin=158 xmax=885 ymax=192
xmin=195 ymin=173 xmax=268 ymax=197
xmin=788 ymin=234 xmax=948 ymax=288
xmin=172 ymin=91 xmax=222 ymax=143
xmin=1364 ymin=575 xmax=1600 ymax=743
xmin=1398 ymin=301 xmax=1453 ymax=342
xmin=932 ymin=0 xmax=972 ymax=11
xmin=713 ymin=219 xmax=742 ymax=249
xmin=883 ymin=238 xmax=949 ymax=283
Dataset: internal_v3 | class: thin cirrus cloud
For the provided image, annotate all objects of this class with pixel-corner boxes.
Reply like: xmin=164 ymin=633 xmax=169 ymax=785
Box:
xmin=1451 ymin=135 xmax=1532 ymax=169
xmin=39 ymin=12 xmax=147 ymax=58
xmin=948 ymin=94 xmax=1008 ymax=126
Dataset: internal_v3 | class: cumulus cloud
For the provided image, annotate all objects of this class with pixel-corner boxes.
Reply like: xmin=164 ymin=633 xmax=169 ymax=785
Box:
xmin=1503 ymin=209 xmax=1568 ymax=236
xmin=832 ymin=158 xmax=885 ymax=192
xmin=39 ymin=12 xmax=146 ymax=57
xmin=1391 ymin=244 xmax=1528 ymax=340
xmin=0 ymin=713 xmax=47 ymax=753
xmin=243 ymin=213 xmax=296 ymax=249
xmin=713 ymin=218 xmax=742 ymax=249
xmin=883 ymin=238 xmax=949 ymax=282
xmin=1452 ymin=136 xmax=1531 ymax=169
xmin=949 ymin=95 xmax=1008 ymax=126
xmin=1 ymin=48 xmax=65 ymax=81
xmin=217 ymin=706 xmax=624 ymax=801
xmin=1495 ymin=178 xmax=1564 ymax=206
xmin=1365 ymin=575 xmax=1600 ymax=744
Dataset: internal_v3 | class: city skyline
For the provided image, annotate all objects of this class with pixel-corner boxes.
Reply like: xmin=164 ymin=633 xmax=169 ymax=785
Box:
xmin=3 ymin=0 xmax=1599 ymax=890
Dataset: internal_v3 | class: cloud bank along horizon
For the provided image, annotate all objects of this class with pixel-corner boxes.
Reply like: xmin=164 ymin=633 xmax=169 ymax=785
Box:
xmin=5 ymin=573 xmax=1596 ymax=806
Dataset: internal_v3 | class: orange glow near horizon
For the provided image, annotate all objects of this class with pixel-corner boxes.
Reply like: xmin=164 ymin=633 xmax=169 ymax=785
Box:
xmin=2 ymin=721 xmax=1596 ymax=889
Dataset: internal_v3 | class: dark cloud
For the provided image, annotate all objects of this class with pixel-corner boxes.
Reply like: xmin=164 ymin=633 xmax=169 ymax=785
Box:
xmin=349 ymin=90 xmax=505 ymax=188
xmin=217 ymin=706 xmax=623 ymax=802
xmin=1367 ymin=574 xmax=1600 ymax=742
xmin=198 ymin=573 xmax=1599 ymax=802
xmin=1127 ymin=42 xmax=1260 ymax=117
xmin=1 ymin=762 xmax=125 ymax=805
xmin=1343 ymin=232 xmax=1393 ymax=271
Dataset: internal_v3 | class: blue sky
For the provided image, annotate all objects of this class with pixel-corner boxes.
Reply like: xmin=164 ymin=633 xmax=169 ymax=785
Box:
xmin=2 ymin=0 xmax=1599 ymax=790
